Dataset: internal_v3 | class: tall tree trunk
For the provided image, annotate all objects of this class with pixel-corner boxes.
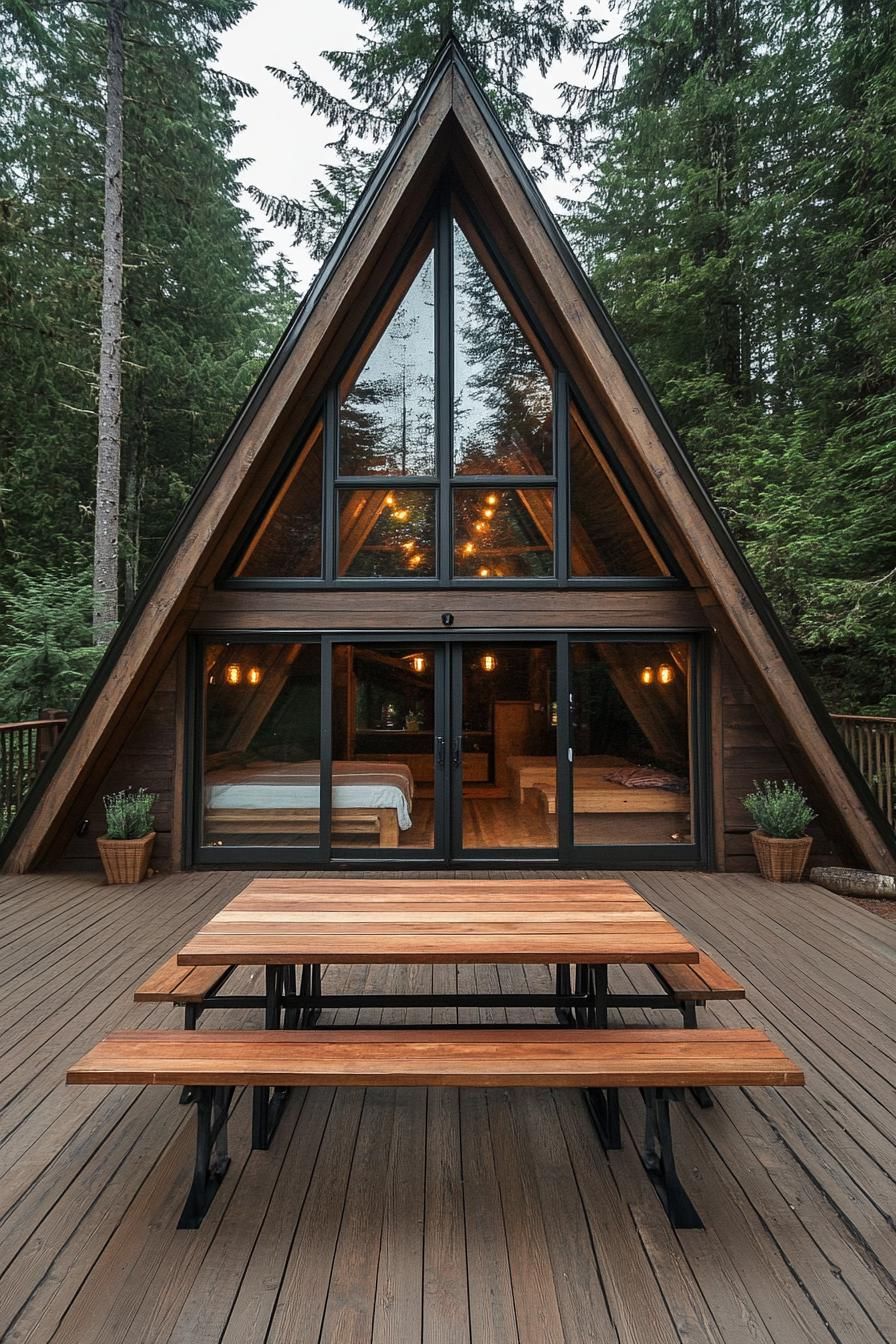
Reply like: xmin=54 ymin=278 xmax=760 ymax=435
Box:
xmin=93 ymin=0 xmax=126 ymax=645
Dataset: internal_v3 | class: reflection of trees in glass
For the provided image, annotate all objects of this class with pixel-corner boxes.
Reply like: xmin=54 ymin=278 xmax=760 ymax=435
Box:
xmin=453 ymin=225 xmax=552 ymax=475
xmin=340 ymin=254 xmax=436 ymax=475
xmin=453 ymin=488 xmax=554 ymax=579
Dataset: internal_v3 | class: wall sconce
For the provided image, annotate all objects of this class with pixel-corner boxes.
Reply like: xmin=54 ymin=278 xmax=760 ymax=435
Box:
xmin=247 ymin=666 xmax=263 ymax=686
xmin=224 ymin=663 xmax=242 ymax=686
xmin=657 ymin=663 xmax=674 ymax=685
xmin=640 ymin=666 xmax=654 ymax=685
xmin=480 ymin=653 xmax=498 ymax=673
xmin=409 ymin=654 xmax=427 ymax=674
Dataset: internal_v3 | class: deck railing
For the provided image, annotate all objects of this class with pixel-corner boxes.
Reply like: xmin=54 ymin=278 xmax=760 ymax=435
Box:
xmin=0 ymin=716 xmax=67 ymax=834
xmin=831 ymin=713 xmax=896 ymax=827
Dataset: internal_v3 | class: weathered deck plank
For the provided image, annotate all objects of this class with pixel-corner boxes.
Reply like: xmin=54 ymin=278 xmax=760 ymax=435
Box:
xmin=0 ymin=867 xmax=893 ymax=1343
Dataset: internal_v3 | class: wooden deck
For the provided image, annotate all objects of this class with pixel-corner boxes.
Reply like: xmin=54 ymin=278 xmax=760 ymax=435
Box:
xmin=0 ymin=868 xmax=894 ymax=1343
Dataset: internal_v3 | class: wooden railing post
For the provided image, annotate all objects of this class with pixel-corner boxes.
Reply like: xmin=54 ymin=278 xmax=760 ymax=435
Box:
xmin=831 ymin=714 xmax=896 ymax=828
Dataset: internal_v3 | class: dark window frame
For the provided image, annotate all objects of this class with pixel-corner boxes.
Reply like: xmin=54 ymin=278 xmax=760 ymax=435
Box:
xmin=220 ymin=186 xmax=685 ymax=591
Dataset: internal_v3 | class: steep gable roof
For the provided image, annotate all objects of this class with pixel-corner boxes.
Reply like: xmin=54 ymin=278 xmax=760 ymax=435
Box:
xmin=3 ymin=37 xmax=894 ymax=874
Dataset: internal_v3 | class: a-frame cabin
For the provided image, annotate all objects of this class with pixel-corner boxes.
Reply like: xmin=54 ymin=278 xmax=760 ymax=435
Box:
xmin=3 ymin=40 xmax=894 ymax=877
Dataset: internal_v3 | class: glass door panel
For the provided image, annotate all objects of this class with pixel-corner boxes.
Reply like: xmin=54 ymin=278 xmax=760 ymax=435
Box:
xmin=456 ymin=642 xmax=557 ymax=851
xmin=201 ymin=642 xmax=322 ymax=848
xmin=332 ymin=642 xmax=441 ymax=852
xmin=570 ymin=641 xmax=693 ymax=847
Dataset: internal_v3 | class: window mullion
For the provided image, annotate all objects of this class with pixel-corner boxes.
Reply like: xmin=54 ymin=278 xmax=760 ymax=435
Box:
xmin=437 ymin=196 xmax=453 ymax=585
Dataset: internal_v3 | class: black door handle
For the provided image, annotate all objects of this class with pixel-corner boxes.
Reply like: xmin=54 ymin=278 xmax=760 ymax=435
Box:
xmin=436 ymin=736 xmax=445 ymax=768
xmin=452 ymin=737 xmax=462 ymax=767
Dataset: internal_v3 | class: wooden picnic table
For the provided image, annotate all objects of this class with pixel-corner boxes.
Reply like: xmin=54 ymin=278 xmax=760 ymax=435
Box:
xmin=177 ymin=877 xmax=701 ymax=1148
xmin=176 ymin=877 xmax=699 ymax=967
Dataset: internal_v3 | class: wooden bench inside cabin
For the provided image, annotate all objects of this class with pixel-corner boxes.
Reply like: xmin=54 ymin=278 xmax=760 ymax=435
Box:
xmin=535 ymin=783 xmax=690 ymax=816
xmin=67 ymin=1026 xmax=803 ymax=1231
xmin=204 ymin=806 xmax=400 ymax=847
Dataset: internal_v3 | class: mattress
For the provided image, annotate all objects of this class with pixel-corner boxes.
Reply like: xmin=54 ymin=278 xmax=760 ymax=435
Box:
xmin=205 ymin=760 xmax=414 ymax=831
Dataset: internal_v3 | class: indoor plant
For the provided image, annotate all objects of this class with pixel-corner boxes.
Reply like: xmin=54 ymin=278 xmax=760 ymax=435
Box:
xmin=97 ymin=787 xmax=158 ymax=884
xmin=742 ymin=779 xmax=815 ymax=882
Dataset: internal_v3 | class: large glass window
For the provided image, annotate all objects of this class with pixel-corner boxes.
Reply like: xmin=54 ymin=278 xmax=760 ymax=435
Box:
xmin=453 ymin=222 xmax=553 ymax=476
xmin=571 ymin=641 xmax=692 ymax=846
xmin=234 ymin=424 xmax=323 ymax=578
xmin=202 ymin=643 xmax=322 ymax=847
xmin=339 ymin=249 xmax=436 ymax=477
xmin=228 ymin=202 xmax=674 ymax=587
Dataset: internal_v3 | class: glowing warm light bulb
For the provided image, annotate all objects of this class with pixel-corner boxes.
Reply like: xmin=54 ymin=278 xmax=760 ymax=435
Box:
xmin=224 ymin=663 xmax=241 ymax=686
xmin=247 ymin=666 xmax=263 ymax=686
xmin=393 ymin=508 xmax=409 ymax=522
xmin=474 ymin=520 xmax=487 ymax=533
xmin=385 ymin=492 xmax=395 ymax=507
xmin=478 ymin=567 xmax=491 ymax=578
xmin=482 ymin=507 xmax=495 ymax=519
xmin=657 ymin=663 xmax=674 ymax=685
xmin=401 ymin=539 xmax=416 ymax=551
xmin=410 ymin=654 xmax=426 ymax=673
xmin=640 ymin=666 xmax=654 ymax=685
xmin=485 ymin=493 xmax=498 ymax=506
xmin=409 ymin=552 xmax=424 ymax=568
xmin=480 ymin=653 xmax=498 ymax=672
xmin=462 ymin=541 xmax=475 ymax=556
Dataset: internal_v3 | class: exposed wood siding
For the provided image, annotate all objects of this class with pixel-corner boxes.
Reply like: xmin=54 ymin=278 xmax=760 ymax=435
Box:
xmin=61 ymin=656 xmax=178 ymax=871
xmin=720 ymin=650 xmax=842 ymax=871
xmin=192 ymin=587 xmax=707 ymax=632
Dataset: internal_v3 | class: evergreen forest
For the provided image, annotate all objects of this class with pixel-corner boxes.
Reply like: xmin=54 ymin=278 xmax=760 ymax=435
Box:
xmin=1 ymin=0 xmax=893 ymax=718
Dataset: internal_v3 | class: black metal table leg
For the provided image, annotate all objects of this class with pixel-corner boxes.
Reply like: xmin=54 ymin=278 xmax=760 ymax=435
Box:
xmin=589 ymin=964 xmax=608 ymax=1029
xmin=555 ymin=964 xmax=572 ymax=1024
xmin=306 ymin=963 xmax=322 ymax=1027
xmin=179 ymin=1085 xmax=234 ymax=1228
xmin=252 ymin=965 xmax=285 ymax=1150
xmin=641 ymin=1087 xmax=703 ymax=1229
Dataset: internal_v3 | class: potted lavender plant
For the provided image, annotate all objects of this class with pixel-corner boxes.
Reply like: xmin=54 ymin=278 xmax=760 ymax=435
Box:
xmin=97 ymin=787 xmax=157 ymax=884
xmin=742 ymin=780 xmax=815 ymax=882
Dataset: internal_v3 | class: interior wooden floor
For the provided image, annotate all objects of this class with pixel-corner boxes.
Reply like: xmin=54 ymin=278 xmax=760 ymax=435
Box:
xmin=0 ymin=867 xmax=894 ymax=1343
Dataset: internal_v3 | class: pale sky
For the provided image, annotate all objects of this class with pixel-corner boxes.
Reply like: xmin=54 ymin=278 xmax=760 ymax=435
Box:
xmin=217 ymin=0 xmax=607 ymax=290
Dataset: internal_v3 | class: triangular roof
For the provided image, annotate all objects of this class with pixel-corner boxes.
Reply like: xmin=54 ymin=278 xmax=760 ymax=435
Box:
xmin=4 ymin=37 xmax=894 ymax=874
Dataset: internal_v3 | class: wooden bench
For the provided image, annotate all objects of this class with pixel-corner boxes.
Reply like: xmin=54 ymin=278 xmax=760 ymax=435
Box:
xmin=536 ymin=783 xmax=690 ymax=816
xmin=67 ymin=1026 xmax=803 ymax=1230
xmin=135 ymin=956 xmax=236 ymax=1029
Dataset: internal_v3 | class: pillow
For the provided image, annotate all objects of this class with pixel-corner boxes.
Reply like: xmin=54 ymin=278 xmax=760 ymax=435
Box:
xmin=604 ymin=765 xmax=689 ymax=794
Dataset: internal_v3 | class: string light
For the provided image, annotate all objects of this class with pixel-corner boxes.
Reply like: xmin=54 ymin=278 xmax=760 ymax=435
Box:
xmin=462 ymin=541 xmax=475 ymax=556
xmin=479 ymin=566 xmax=491 ymax=578
xmin=482 ymin=507 xmax=494 ymax=519
xmin=385 ymin=492 xmax=395 ymax=507
xmin=474 ymin=520 xmax=487 ymax=533
xmin=409 ymin=552 xmax=424 ymax=568
xmin=393 ymin=508 xmax=409 ymax=522
xmin=485 ymin=493 xmax=498 ymax=506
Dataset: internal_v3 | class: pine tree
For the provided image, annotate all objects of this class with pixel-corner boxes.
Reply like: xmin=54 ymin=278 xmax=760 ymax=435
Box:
xmin=251 ymin=0 xmax=604 ymax=261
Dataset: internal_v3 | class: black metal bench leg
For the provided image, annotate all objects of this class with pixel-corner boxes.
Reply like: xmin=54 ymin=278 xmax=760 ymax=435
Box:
xmin=641 ymin=1088 xmax=703 ymax=1229
xmin=283 ymin=965 xmax=299 ymax=1030
xmin=588 ymin=964 xmax=608 ymax=1029
xmin=585 ymin=1086 xmax=621 ymax=1149
xmin=555 ymin=964 xmax=572 ymax=1024
xmin=178 ymin=1085 xmax=234 ymax=1228
xmin=681 ymin=1001 xmax=714 ymax=1108
xmin=180 ymin=1003 xmax=200 ymax=1105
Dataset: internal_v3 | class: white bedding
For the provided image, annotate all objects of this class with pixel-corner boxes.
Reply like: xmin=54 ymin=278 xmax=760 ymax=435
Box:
xmin=205 ymin=760 xmax=414 ymax=830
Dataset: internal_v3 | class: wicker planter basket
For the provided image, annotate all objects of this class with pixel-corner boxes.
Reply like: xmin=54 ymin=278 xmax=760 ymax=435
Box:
xmin=751 ymin=831 xmax=812 ymax=883
xmin=97 ymin=831 xmax=156 ymax=885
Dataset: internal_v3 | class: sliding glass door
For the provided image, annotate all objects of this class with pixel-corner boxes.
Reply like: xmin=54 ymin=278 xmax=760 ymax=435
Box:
xmin=192 ymin=632 xmax=706 ymax=866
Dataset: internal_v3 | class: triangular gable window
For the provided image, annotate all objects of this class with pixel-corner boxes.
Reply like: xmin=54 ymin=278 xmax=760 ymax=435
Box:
xmin=229 ymin=198 xmax=676 ymax=585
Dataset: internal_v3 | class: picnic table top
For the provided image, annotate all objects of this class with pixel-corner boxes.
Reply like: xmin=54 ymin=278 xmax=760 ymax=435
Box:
xmin=176 ymin=877 xmax=700 ymax=967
